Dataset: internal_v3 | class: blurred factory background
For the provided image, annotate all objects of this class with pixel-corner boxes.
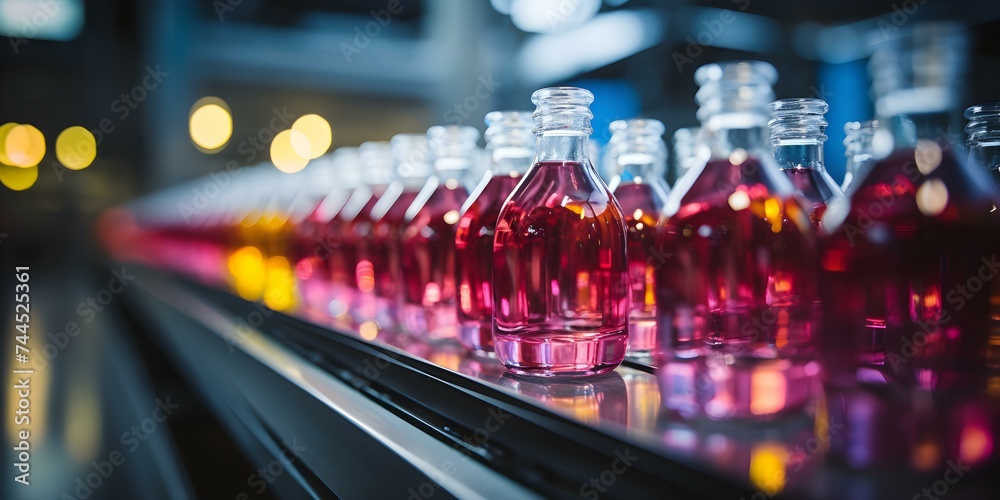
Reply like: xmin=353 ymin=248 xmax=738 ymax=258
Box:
xmin=3 ymin=1 xmax=1000 ymax=498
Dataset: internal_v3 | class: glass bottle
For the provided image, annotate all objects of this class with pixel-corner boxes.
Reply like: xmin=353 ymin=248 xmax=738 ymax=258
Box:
xmin=369 ymin=133 xmax=432 ymax=330
xmin=493 ymin=87 xmax=629 ymax=377
xmin=348 ymin=142 xmax=396 ymax=326
xmin=400 ymin=125 xmax=479 ymax=340
xmin=768 ymin=98 xmax=845 ymax=230
xmin=455 ymin=111 xmax=534 ymax=354
xmin=604 ymin=118 xmax=671 ymax=357
xmin=655 ymin=61 xmax=818 ymax=420
xmin=321 ymin=142 xmax=393 ymax=322
xmin=820 ymin=26 xmax=1000 ymax=470
xmin=293 ymin=148 xmax=360 ymax=317
xmin=841 ymin=120 xmax=878 ymax=192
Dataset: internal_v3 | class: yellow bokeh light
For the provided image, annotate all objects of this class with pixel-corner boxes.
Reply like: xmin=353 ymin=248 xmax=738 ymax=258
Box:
xmin=56 ymin=126 xmax=97 ymax=171
xmin=0 ymin=122 xmax=19 ymax=165
xmin=4 ymin=124 xmax=45 ymax=167
xmin=749 ymin=443 xmax=787 ymax=496
xmin=227 ymin=246 xmax=266 ymax=301
xmin=271 ymin=129 xmax=310 ymax=173
xmin=291 ymin=114 xmax=332 ymax=159
xmin=189 ymin=97 xmax=233 ymax=152
xmin=359 ymin=320 xmax=380 ymax=341
xmin=0 ymin=164 xmax=38 ymax=191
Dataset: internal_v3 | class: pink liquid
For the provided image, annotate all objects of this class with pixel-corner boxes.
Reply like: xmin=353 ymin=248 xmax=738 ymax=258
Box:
xmin=293 ymin=193 xmax=347 ymax=314
xmin=400 ymin=179 xmax=469 ymax=339
xmin=369 ymin=188 xmax=421 ymax=328
xmin=454 ymin=173 xmax=523 ymax=353
xmin=610 ymin=181 xmax=668 ymax=356
xmin=493 ymin=161 xmax=629 ymax=377
xmin=655 ymin=155 xmax=819 ymax=419
xmin=320 ymin=188 xmax=384 ymax=320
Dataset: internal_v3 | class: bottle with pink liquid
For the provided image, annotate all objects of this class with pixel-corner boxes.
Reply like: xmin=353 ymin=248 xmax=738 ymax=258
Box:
xmin=320 ymin=142 xmax=393 ymax=322
xmin=820 ymin=25 xmax=1000 ymax=469
xmin=455 ymin=111 xmax=534 ymax=354
xmin=348 ymin=142 xmax=396 ymax=325
xmin=293 ymin=148 xmax=360 ymax=316
xmin=368 ymin=133 xmax=432 ymax=330
xmin=604 ymin=118 xmax=671 ymax=358
xmin=400 ymin=125 xmax=480 ymax=340
xmin=493 ymin=87 xmax=629 ymax=377
xmin=767 ymin=98 xmax=845 ymax=230
xmin=655 ymin=61 xmax=818 ymax=420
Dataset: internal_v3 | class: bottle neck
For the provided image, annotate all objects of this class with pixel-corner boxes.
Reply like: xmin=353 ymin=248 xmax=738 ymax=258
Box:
xmin=772 ymin=142 xmax=824 ymax=171
xmin=704 ymin=119 xmax=769 ymax=158
xmin=534 ymin=134 xmax=590 ymax=165
xmin=889 ymin=112 xmax=954 ymax=148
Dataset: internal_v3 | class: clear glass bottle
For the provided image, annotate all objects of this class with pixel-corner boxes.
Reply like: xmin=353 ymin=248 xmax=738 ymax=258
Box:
xmin=820 ymin=25 xmax=1000 ymax=469
xmin=841 ymin=120 xmax=878 ymax=192
xmin=768 ymin=98 xmax=845 ymax=230
xmin=655 ymin=61 xmax=818 ymax=420
xmin=493 ymin=87 xmax=629 ymax=377
xmin=604 ymin=118 xmax=671 ymax=357
xmin=293 ymin=148 xmax=360 ymax=317
xmin=369 ymin=133 xmax=432 ymax=330
xmin=455 ymin=111 xmax=534 ymax=354
xmin=400 ymin=125 xmax=479 ymax=340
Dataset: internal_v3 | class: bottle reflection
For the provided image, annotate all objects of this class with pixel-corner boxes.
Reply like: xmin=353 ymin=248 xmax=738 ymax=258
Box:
xmin=499 ymin=372 xmax=628 ymax=427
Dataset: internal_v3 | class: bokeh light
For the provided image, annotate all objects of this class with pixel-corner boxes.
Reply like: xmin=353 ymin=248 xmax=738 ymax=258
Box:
xmin=0 ymin=122 xmax=18 ymax=165
xmin=189 ymin=97 xmax=233 ymax=153
xmin=271 ymin=129 xmax=310 ymax=173
xmin=0 ymin=163 xmax=38 ymax=191
xmin=4 ymin=124 xmax=46 ymax=167
xmin=56 ymin=126 xmax=97 ymax=170
xmin=291 ymin=114 xmax=332 ymax=159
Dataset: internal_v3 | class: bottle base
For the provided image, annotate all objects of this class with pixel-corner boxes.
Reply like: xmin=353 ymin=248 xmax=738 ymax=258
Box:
xmin=625 ymin=316 xmax=657 ymax=358
xmin=494 ymin=328 xmax=628 ymax=377
xmin=402 ymin=302 xmax=459 ymax=341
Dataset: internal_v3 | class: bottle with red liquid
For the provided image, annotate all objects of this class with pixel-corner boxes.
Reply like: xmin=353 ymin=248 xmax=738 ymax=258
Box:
xmin=400 ymin=125 xmax=480 ymax=340
xmin=493 ymin=87 xmax=629 ymax=377
xmin=820 ymin=25 xmax=1000 ymax=469
xmin=293 ymin=148 xmax=360 ymax=316
xmin=455 ymin=111 xmax=534 ymax=354
xmin=604 ymin=118 xmax=671 ymax=358
xmin=321 ymin=142 xmax=393 ymax=322
xmin=655 ymin=61 xmax=818 ymax=420
xmin=347 ymin=142 xmax=396 ymax=326
xmin=767 ymin=98 xmax=845 ymax=229
xmin=841 ymin=120 xmax=878 ymax=192
xmin=368 ymin=133 xmax=432 ymax=330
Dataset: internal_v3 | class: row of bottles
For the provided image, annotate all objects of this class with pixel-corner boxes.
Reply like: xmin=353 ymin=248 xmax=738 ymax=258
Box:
xmin=105 ymin=22 xmax=999 ymax=473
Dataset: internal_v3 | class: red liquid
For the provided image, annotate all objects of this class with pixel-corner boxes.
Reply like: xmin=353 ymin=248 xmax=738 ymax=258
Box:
xmin=369 ymin=186 xmax=421 ymax=329
xmin=822 ymin=144 xmax=1000 ymax=471
xmin=293 ymin=192 xmax=348 ymax=315
xmin=820 ymin=143 xmax=1000 ymax=392
xmin=655 ymin=155 xmax=819 ymax=419
xmin=493 ymin=161 xmax=629 ymax=376
xmin=319 ymin=187 xmax=384 ymax=321
xmin=610 ymin=181 xmax=669 ymax=356
xmin=400 ymin=178 xmax=469 ymax=339
xmin=454 ymin=173 xmax=523 ymax=353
